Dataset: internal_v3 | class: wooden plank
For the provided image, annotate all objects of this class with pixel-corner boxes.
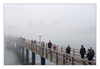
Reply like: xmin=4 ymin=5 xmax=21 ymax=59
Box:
xmin=65 ymin=62 xmax=72 ymax=65
xmin=45 ymin=48 xmax=47 ymax=58
xmin=58 ymin=61 xmax=63 ymax=65
xmin=73 ymin=49 xmax=75 ymax=56
xmin=61 ymin=47 xmax=63 ymax=52
xmin=56 ymin=51 xmax=58 ymax=65
xmin=50 ymin=50 xmax=52 ymax=62
xmin=52 ymin=58 xmax=56 ymax=64
xmin=63 ymin=54 xmax=65 ymax=65
xmin=56 ymin=46 xmax=58 ymax=51
xmin=52 ymin=56 xmax=56 ymax=59
xmin=71 ymin=56 xmax=74 ymax=65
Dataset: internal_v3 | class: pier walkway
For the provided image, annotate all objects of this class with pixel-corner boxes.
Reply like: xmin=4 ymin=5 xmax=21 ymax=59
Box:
xmin=5 ymin=36 xmax=96 ymax=65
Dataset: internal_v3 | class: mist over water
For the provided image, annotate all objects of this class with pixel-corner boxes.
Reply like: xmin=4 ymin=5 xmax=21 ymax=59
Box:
xmin=4 ymin=23 xmax=96 ymax=51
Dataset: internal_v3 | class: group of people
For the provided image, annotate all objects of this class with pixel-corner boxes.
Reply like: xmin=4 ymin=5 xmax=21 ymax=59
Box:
xmin=31 ymin=39 xmax=95 ymax=64
xmin=65 ymin=44 xmax=95 ymax=64
xmin=80 ymin=45 xmax=95 ymax=59
xmin=31 ymin=40 xmax=54 ymax=50
xmin=80 ymin=45 xmax=95 ymax=64
xmin=31 ymin=40 xmax=36 ymax=44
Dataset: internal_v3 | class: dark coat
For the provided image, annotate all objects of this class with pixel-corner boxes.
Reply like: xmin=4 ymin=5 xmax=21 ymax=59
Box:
xmin=90 ymin=49 xmax=95 ymax=57
xmin=66 ymin=47 xmax=71 ymax=54
xmin=80 ymin=47 xmax=86 ymax=55
xmin=48 ymin=42 xmax=52 ymax=48
xmin=31 ymin=40 xmax=33 ymax=44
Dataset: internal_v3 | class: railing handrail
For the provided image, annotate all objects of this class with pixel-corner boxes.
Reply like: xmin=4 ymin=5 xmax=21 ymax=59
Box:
xmin=10 ymin=36 xmax=96 ymax=60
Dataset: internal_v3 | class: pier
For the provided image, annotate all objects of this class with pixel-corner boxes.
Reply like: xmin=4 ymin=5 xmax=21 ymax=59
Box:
xmin=5 ymin=36 xmax=96 ymax=65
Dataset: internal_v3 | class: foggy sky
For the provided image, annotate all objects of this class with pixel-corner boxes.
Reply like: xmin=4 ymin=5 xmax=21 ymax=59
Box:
xmin=4 ymin=4 xmax=96 ymax=50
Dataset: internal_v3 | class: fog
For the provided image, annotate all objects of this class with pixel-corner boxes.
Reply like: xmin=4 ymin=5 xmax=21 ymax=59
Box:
xmin=4 ymin=4 xmax=96 ymax=50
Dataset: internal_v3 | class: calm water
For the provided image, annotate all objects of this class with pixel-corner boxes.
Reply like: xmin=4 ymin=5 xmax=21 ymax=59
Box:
xmin=4 ymin=43 xmax=55 ymax=65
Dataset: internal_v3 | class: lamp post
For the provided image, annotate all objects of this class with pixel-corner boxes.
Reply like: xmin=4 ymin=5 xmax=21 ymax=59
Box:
xmin=38 ymin=33 xmax=42 ymax=43
xmin=38 ymin=33 xmax=45 ymax=65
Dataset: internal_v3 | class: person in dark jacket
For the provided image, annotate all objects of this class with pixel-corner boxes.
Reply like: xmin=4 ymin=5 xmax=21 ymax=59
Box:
xmin=86 ymin=49 xmax=90 ymax=60
xmin=89 ymin=47 xmax=95 ymax=61
xmin=66 ymin=44 xmax=71 ymax=61
xmin=48 ymin=40 xmax=52 ymax=49
xmin=31 ymin=39 xmax=33 ymax=44
xmin=80 ymin=45 xmax=86 ymax=59
xmin=66 ymin=45 xmax=71 ymax=54
xmin=48 ymin=40 xmax=52 ymax=53
xmin=86 ymin=49 xmax=91 ymax=64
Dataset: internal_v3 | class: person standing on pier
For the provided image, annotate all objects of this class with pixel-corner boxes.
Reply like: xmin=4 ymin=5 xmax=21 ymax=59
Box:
xmin=38 ymin=42 xmax=41 ymax=46
xmin=89 ymin=47 xmax=95 ymax=61
xmin=31 ymin=39 xmax=33 ymax=44
xmin=31 ymin=39 xmax=33 ymax=50
xmin=66 ymin=45 xmax=71 ymax=54
xmin=66 ymin=44 xmax=71 ymax=61
xmin=80 ymin=45 xmax=86 ymax=59
xmin=86 ymin=49 xmax=90 ymax=59
xmin=41 ymin=41 xmax=45 ymax=54
xmin=53 ymin=44 xmax=56 ymax=50
xmin=48 ymin=40 xmax=52 ymax=53
xmin=33 ymin=40 xmax=36 ymax=44
xmin=86 ymin=49 xmax=91 ymax=64
xmin=41 ymin=41 xmax=45 ymax=47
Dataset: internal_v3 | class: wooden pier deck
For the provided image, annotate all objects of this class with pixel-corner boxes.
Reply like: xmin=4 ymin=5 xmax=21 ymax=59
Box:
xmin=5 ymin=36 xmax=96 ymax=65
